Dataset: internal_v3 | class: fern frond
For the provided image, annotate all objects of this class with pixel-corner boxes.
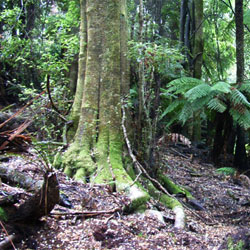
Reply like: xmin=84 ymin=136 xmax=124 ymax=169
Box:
xmin=164 ymin=116 xmax=178 ymax=130
xmin=230 ymin=108 xmax=250 ymax=129
xmin=211 ymin=81 xmax=231 ymax=94
xmin=230 ymin=88 xmax=250 ymax=107
xmin=189 ymin=95 xmax=211 ymax=112
xmin=167 ymin=77 xmax=206 ymax=95
xmin=178 ymin=104 xmax=193 ymax=124
xmin=184 ymin=83 xmax=211 ymax=101
xmin=239 ymin=82 xmax=250 ymax=94
xmin=207 ymin=97 xmax=227 ymax=113
xmin=159 ymin=99 xmax=185 ymax=120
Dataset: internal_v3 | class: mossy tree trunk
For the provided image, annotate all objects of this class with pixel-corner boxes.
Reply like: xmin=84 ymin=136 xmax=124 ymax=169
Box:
xmin=63 ymin=0 xmax=148 ymax=206
xmin=61 ymin=0 xmax=194 ymax=228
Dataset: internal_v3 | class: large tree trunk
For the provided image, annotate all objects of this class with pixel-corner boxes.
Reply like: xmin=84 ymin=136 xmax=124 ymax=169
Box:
xmin=61 ymin=0 xmax=195 ymax=228
xmin=63 ymin=0 xmax=148 ymax=207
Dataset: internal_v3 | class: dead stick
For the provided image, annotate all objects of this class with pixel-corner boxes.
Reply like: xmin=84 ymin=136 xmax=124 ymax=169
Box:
xmin=0 ymin=91 xmax=45 ymax=130
xmin=51 ymin=207 xmax=120 ymax=217
xmin=0 ymin=221 xmax=17 ymax=250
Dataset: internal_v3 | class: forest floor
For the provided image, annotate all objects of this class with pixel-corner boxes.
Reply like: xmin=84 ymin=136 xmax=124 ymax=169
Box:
xmin=0 ymin=145 xmax=250 ymax=250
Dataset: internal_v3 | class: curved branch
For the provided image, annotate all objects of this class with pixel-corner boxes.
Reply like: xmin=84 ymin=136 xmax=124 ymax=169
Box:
xmin=46 ymin=75 xmax=68 ymax=122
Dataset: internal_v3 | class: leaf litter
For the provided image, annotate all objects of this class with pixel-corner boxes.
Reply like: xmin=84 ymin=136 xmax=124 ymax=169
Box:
xmin=0 ymin=145 xmax=249 ymax=250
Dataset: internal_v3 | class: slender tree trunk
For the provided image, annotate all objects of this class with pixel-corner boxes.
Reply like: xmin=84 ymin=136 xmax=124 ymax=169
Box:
xmin=235 ymin=0 xmax=244 ymax=85
xmin=234 ymin=0 xmax=248 ymax=171
xmin=180 ymin=0 xmax=188 ymax=46
xmin=192 ymin=0 xmax=203 ymax=142
xmin=138 ymin=0 xmax=144 ymax=138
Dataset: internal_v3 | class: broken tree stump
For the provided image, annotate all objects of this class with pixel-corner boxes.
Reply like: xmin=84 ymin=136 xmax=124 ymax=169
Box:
xmin=9 ymin=172 xmax=59 ymax=222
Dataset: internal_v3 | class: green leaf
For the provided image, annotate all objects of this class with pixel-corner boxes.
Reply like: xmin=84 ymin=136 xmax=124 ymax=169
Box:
xmin=0 ymin=207 xmax=7 ymax=221
xmin=211 ymin=81 xmax=231 ymax=94
xmin=184 ymin=83 xmax=211 ymax=101
xmin=244 ymin=9 xmax=250 ymax=26
xmin=159 ymin=99 xmax=184 ymax=120
xmin=239 ymin=82 xmax=250 ymax=94
xmin=167 ymin=77 xmax=206 ymax=95
xmin=207 ymin=98 xmax=227 ymax=113
xmin=178 ymin=104 xmax=193 ymax=124
xmin=216 ymin=167 xmax=236 ymax=176
xmin=230 ymin=109 xmax=250 ymax=129
xmin=230 ymin=89 xmax=250 ymax=107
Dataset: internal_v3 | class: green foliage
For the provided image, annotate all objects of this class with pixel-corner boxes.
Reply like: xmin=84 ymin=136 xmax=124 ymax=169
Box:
xmin=207 ymin=98 xmax=227 ymax=113
xmin=239 ymin=81 xmax=250 ymax=94
xmin=0 ymin=0 xmax=79 ymax=96
xmin=230 ymin=89 xmax=250 ymax=107
xmin=244 ymin=9 xmax=250 ymax=26
xmin=161 ymin=77 xmax=250 ymax=130
xmin=128 ymin=40 xmax=183 ymax=80
xmin=216 ymin=167 xmax=237 ymax=176
xmin=203 ymin=0 xmax=236 ymax=81
xmin=0 ymin=207 xmax=8 ymax=221
xmin=166 ymin=77 xmax=204 ymax=94
xmin=185 ymin=83 xmax=211 ymax=101
xmin=211 ymin=81 xmax=231 ymax=94
xmin=227 ymin=237 xmax=244 ymax=250
xmin=0 ymin=1 xmax=79 ymax=142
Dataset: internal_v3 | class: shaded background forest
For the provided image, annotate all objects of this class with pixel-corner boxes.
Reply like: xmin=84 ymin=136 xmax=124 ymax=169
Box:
xmin=0 ymin=0 xmax=249 ymax=174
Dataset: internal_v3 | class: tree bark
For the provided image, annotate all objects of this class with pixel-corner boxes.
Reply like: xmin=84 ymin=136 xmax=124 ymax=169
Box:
xmin=234 ymin=0 xmax=249 ymax=172
xmin=62 ymin=0 xmax=149 ymax=207
xmin=67 ymin=0 xmax=88 ymax=140
xmin=60 ymin=0 xmax=197 ymax=229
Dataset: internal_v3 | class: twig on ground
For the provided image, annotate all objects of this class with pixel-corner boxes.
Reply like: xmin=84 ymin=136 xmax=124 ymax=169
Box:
xmin=51 ymin=207 xmax=120 ymax=217
xmin=0 ymin=220 xmax=17 ymax=250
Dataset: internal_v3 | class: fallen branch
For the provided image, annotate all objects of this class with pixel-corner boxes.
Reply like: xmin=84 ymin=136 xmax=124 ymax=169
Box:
xmin=0 ymin=221 xmax=17 ymax=250
xmin=51 ymin=207 xmax=120 ymax=217
xmin=0 ymin=164 xmax=43 ymax=192
xmin=0 ymin=91 xmax=45 ymax=130
xmin=121 ymin=100 xmax=185 ymax=229
xmin=121 ymin=101 xmax=142 ymax=185
xmin=0 ymin=120 xmax=32 ymax=151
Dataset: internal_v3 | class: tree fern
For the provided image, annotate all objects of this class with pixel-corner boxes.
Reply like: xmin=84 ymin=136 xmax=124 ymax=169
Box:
xmin=239 ymin=82 xmax=250 ymax=94
xmin=211 ymin=81 xmax=231 ymax=94
xmin=163 ymin=77 xmax=250 ymax=130
xmin=167 ymin=77 xmax=205 ymax=95
xmin=184 ymin=83 xmax=211 ymax=101
xmin=229 ymin=109 xmax=250 ymax=129
xmin=230 ymin=88 xmax=250 ymax=107
xmin=207 ymin=97 xmax=227 ymax=113
xmin=159 ymin=99 xmax=185 ymax=121
xmin=189 ymin=95 xmax=212 ymax=112
xmin=178 ymin=104 xmax=193 ymax=124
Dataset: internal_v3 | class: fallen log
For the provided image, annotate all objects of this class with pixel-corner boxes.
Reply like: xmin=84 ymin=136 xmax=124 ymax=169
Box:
xmin=0 ymin=164 xmax=43 ymax=192
xmin=9 ymin=171 xmax=59 ymax=222
xmin=0 ymin=164 xmax=72 ymax=208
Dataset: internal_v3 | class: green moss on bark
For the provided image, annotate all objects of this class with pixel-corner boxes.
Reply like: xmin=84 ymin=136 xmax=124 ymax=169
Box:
xmin=62 ymin=142 xmax=96 ymax=181
xmin=157 ymin=171 xmax=194 ymax=200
